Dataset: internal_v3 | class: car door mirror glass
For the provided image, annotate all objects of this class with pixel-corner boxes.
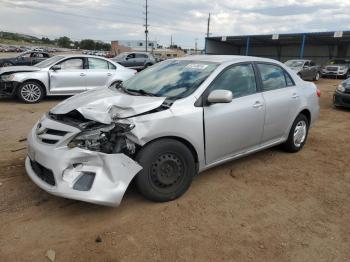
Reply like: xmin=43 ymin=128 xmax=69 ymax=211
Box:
xmin=207 ymin=89 xmax=233 ymax=104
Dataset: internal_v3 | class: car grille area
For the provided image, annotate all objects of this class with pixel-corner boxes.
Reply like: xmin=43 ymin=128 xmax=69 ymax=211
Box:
xmin=36 ymin=128 xmax=68 ymax=145
xmin=30 ymin=159 xmax=56 ymax=186
xmin=326 ymin=66 xmax=338 ymax=72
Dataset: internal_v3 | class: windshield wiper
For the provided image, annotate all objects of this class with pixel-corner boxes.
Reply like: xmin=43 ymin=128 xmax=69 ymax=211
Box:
xmin=126 ymin=89 xmax=157 ymax=96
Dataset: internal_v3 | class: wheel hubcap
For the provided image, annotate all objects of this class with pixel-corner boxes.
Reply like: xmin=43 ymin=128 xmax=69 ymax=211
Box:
xmin=293 ymin=121 xmax=307 ymax=147
xmin=21 ymin=84 xmax=41 ymax=102
xmin=150 ymin=153 xmax=184 ymax=191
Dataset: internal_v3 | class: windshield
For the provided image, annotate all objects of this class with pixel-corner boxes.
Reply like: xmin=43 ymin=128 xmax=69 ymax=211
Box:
xmin=328 ymin=59 xmax=348 ymax=65
xmin=35 ymin=56 xmax=64 ymax=68
xmin=285 ymin=60 xmax=304 ymax=67
xmin=120 ymin=60 xmax=219 ymax=99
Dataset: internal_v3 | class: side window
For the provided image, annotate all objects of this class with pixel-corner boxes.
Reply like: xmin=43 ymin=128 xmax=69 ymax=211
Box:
xmin=88 ymin=58 xmax=108 ymax=69
xmin=257 ymin=63 xmax=287 ymax=91
xmin=310 ymin=61 xmax=315 ymax=66
xmin=59 ymin=58 xmax=84 ymax=70
xmin=127 ymin=53 xmax=135 ymax=59
xmin=108 ymin=62 xmax=116 ymax=70
xmin=304 ymin=61 xmax=310 ymax=67
xmin=210 ymin=64 xmax=257 ymax=98
xmin=284 ymin=72 xmax=294 ymax=86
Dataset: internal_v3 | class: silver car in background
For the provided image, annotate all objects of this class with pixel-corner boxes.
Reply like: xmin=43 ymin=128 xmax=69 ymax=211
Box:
xmin=25 ymin=55 xmax=320 ymax=207
xmin=0 ymin=55 xmax=136 ymax=103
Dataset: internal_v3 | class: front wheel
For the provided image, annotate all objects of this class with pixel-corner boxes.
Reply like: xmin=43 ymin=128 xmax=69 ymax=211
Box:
xmin=135 ymin=139 xmax=196 ymax=202
xmin=17 ymin=81 xmax=45 ymax=103
xmin=314 ymin=72 xmax=320 ymax=81
xmin=282 ymin=114 xmax=309 ymax=153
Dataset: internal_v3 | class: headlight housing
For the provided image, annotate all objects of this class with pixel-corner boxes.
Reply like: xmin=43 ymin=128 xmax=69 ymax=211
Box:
xmin=339 ymin=66 xmax=347 ymax=71
xmin=1 ymin=74 xmax=15 ymax=82
xmin=337 ymin=83 xmax=346 ymax=92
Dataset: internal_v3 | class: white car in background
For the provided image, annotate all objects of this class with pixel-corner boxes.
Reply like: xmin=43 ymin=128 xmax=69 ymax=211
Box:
xmin=0 ymin=55 xmax=136 ymax=103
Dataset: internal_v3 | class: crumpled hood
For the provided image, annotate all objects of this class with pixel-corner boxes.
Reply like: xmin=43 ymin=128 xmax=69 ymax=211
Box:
xmin=50 ymin=88 xmax=166 ymax=124
xmin=0 ymin=66 xmax=41 ymax=75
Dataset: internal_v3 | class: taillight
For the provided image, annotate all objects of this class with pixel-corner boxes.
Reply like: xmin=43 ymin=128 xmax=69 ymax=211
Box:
xmin=316 ymin=88 xmax=321 ymax=97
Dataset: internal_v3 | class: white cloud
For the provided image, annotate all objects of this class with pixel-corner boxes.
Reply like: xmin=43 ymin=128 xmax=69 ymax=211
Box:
xmin=0 ymin=0 xmax=350 ymax=48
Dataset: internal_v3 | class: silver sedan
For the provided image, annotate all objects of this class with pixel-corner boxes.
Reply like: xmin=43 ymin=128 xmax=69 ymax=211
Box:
xmin=25 ymin=55 xmax=320 ymax=206
xmin=0 ymin=55 xmax=136 ymax=103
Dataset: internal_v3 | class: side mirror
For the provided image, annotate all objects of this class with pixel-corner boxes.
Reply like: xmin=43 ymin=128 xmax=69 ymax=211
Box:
xmin=125 ymin=57 xmax=129 ymax=61
xmin=51 ymin=64 xmax=61 ymax=71
xmin=207 ymin=89 xmax=233 ymax=104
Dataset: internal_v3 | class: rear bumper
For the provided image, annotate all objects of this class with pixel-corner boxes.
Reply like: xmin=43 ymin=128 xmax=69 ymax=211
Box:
xmin=25 ymin=117 xmax=142 ymax=207
xmin=333 ymin=91 xmax=350 ymax=108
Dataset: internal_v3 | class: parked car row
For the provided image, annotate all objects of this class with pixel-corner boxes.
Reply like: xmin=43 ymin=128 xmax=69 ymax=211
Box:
xmin=284 ymin=58 xmax=350 ymax=81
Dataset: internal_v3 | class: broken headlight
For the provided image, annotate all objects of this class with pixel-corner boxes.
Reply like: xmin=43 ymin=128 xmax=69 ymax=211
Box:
xmin=68 ymin=122 xmax=136 ymax=155
xmin=68 ymin=123 xmax=115 ymax=150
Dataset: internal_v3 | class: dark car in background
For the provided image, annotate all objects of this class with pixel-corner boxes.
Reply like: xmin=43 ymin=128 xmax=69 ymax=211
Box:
xmin=112 ymin=52 xmax=156 ymax=71
xmin=0 ymin=51 xmax=51 ymax=67
xmin=334 ymin=77 xmax=350 ymax=108
xmin=284 ymin=59 xmax=321 ymax=81
xmin=321 ymin=59 xmax=350 ymax=79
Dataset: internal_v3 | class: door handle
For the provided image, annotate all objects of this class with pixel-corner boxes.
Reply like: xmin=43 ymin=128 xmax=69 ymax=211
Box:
xmin=253 ymin=101 xmax=264 ymax=108
xmin=291 ymin=93 xmax=299 ymax=99
xmin=80 ymin=73 xmax=86 ymax=77
xmin=107 ymin=73 xmax=112 ymax=76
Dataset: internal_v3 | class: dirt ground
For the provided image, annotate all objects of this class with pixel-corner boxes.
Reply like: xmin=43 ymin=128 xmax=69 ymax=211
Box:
xmin=0 ymin=79 xmax=349 ymax=262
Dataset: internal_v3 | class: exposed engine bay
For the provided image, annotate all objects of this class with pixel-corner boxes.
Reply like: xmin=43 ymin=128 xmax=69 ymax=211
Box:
xmin=49 ymin=110 xmax=138 ymax=156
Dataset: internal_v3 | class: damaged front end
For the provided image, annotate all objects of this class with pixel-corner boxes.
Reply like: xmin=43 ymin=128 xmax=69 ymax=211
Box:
xmin=25 ymin=87 xmax=169 ymax=206
xmin=25 ymin=110 xmax=144 ymax=207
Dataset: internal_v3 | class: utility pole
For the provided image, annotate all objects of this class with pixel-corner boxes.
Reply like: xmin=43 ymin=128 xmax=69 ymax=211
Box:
xmin=195 ymin=38 xmax=198 ymax=54
xmin=144 ymin=0 xmax=149 ymax=52
xmin=206 ymin=13 xmax=211 ymax=38
xmin=170 ymin=35 xmax=173 ymax=48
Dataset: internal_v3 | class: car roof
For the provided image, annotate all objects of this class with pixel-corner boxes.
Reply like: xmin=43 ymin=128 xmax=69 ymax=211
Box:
xmin=175 ymin=55 xmax=280 ymax=64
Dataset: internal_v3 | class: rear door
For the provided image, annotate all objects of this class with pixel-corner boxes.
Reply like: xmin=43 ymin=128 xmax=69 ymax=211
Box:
xmin=85 ymin=57 xmax=115 ymax=91
xmin=256 ymin=63 xmax=300 ymax=145
xmin=204 ymin=63 xmax=266 ymax=164
xmin=49 ymin=57 xmax=87 ymax=94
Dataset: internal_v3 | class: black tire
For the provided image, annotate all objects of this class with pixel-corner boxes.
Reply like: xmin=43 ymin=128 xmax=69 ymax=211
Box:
xmin=135 ymin=139 xmax=196 ymax=202
xmin=282 ymin=114 xmax=309 ymax=153
xmin=17 ymin=81 xmax=45 ymax=103
xmin=144 ymin=63 xmax=152 ymax=69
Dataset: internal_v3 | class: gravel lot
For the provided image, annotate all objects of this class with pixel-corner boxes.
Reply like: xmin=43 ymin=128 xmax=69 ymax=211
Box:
xmin=0 ymin=78 xmax=349 ymax=262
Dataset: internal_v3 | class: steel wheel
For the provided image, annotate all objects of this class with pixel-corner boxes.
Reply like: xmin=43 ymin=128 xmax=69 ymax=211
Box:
xmin=150 ymin=152 xmax=185 ymax=193
xmin=19 ymin=83 xmax=43 ymax=103
xmin=293 ymin=120 xmax=307 ymax=147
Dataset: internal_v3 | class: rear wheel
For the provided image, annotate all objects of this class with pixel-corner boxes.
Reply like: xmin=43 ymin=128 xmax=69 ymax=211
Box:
xmin=135 ymin=139 xmax=196 ymax=202
xmin=17 ymin=81 xmax=45 ymax=103
xmin=283 ymin=114 xmax=309 ymax=153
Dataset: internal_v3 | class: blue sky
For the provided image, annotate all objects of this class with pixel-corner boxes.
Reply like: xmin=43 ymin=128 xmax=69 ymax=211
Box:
xmin=0 ymin=0 xmax=349 ymax=49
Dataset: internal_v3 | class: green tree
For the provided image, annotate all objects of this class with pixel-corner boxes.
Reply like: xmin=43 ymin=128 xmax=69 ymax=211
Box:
xmin=57 ymin=36 xmax=72 ymax=48
xmin=80 ymin=39 xmax=96 ymax=50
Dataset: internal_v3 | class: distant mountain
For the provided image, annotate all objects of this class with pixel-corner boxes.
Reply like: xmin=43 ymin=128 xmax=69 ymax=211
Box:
xmin=0 ymin=31 xmax=40 ymax=41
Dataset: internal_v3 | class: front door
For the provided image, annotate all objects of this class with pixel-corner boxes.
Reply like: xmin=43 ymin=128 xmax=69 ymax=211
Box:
xmin=204 ymin=63 xmax=266 ymax=165
xmin=49 ymin=57 xmax=86 ymax=95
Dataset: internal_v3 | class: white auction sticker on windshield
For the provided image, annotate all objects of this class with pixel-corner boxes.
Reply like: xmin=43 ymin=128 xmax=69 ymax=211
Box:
xmin=186 ymin=64 xmax=208 ymax=70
